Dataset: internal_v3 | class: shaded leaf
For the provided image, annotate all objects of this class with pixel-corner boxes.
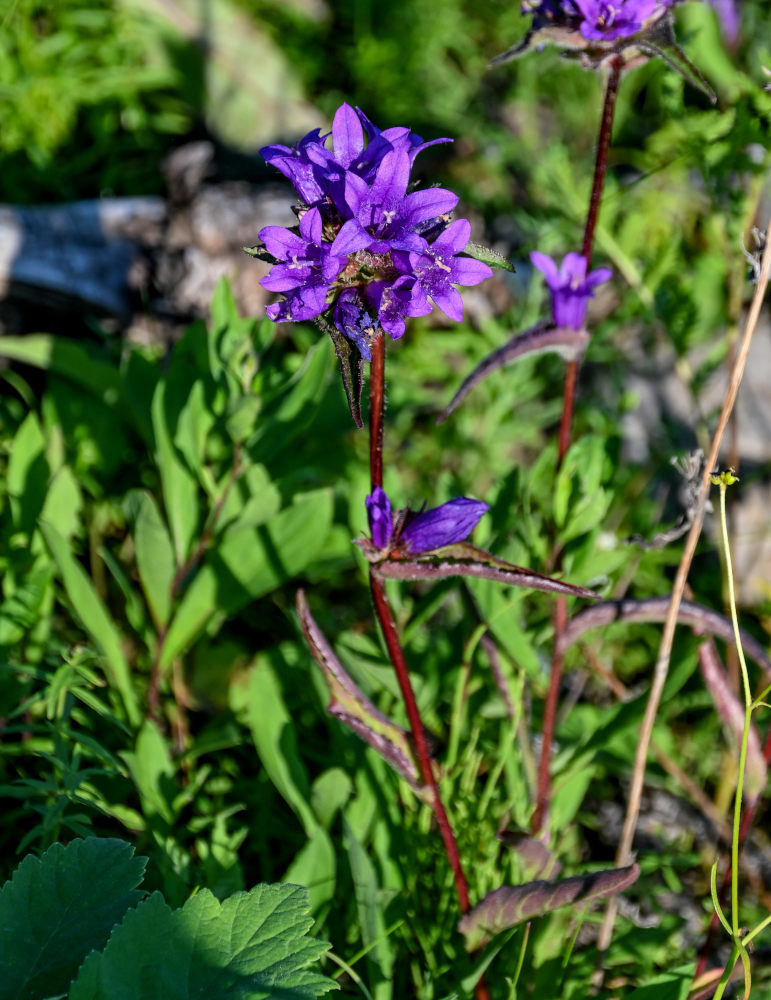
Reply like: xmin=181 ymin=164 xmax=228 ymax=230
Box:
xmin=437 ymin=322 xmax=588 ymax=424
xmin=0 ymin=837 xmax=145 ymax=1000
xmin=359 ymin=540 xmax=598 ymax=601
xmin=161 ymin=490 xmax=332 ymax=668
xmin=624 ymin=964 xmax=695 ymax=1000
xmin=70 ymin=883 xmax=337 ymax=1000
xmin=462 ymin=242 xmax=516 ymax=273
xmin=40 ymin=521 xmax=141 ymax=726
xmin=560 ymin=597 xmax=771 ymax=676
xmin=296 ymin=590 xmax=421 ymax=791
xmin=324 ymin=320 xmax=365 ymax=430
xmin=458 ymin=864 xmax=639 ymax=949
xmin=124 ymin=490 xmax=176 ymax=629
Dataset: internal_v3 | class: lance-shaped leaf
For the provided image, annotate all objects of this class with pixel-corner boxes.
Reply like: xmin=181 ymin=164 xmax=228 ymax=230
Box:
xmin=637 ymin=15 xmax=716 ymax=104
xmin=558 ymin=597 xmax=771 ymax=677
xmin=358 ymin=539 xmax=598 ymax=601
xmin=490 ymin=24 xmax=589 ymax=65
xmin=462 ymin=242 xmax=516 ymax=273
xmin=243 ymin=245 xmax=278 ymax=264
xmin=296 ymin=590 xmax=422 ymax=792
xmin=496 ymin=832 xmax=562 ymax=882
xmin=698 ymin=640 xmax=767 ymax=800
xmin=437 ymin=322 xmax=589 ymax=424
xmin=317 ymin=314 xmax=365 ymax=429
xmin=458 ymin=863 xmax=639 ymax=950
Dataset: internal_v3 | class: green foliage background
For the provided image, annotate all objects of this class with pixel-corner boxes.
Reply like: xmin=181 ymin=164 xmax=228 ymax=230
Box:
xmin=1 ymin=0 xmax=771 ymax=997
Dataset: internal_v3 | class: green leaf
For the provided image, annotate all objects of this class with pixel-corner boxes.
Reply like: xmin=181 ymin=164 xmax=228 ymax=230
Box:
xmin=40 ymin=522 xmax=141 ymax=726
xmin=343 ymin=818 xmax=394 ymax=1000
xmin=7 ymin=412 xmax=49 ymax=537
xmin=160 ymin=489 xmax=333 ymax=667
xmin=0 ymin=837 xmax=145 ymax=1000
xmin=249 ymin=343 xmax=332 ymax=462
xmin=151 ymin=375 xmax=201 ymax=566
xmin=0 ymin=335 xmax=125 ymax=411
xmin=462 ymin=241 xmax=516 ymax=272
xmin=41 ymin=466 xmax=83 ymax=542
xmin=70 ymin=883 xmax=338 ymax=1000
xmin=624 ymin=965 xmax=695 ymax=1000
xmin=121 ymin=721 xmax=177 ymax=830
xmin=124 ymin=490 xmax=176 ymax=629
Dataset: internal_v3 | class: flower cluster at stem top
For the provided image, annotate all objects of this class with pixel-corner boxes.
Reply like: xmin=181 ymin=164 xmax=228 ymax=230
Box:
xmin=258 ymin=104 xmax=493 ymax=359
xmin=366 ymin=487 xmax=489 ymax=554
xmin=523 ymin=0 xmax=674 ymax=41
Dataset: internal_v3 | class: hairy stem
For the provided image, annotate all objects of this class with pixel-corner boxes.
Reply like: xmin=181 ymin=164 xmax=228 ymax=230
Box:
xmin=533 ymin=57 xmax=622 ymax=835
xmin=366 ymin=330 xmax=474 ymax=920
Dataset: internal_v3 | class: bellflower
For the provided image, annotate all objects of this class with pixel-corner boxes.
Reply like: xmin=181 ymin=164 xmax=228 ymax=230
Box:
xmin=531 ymin=251 xmax=612 ymax=330
xmin=257 ymin=103 xmax=494 ymax=361
xmin=259 ymin=207 xmax=348 ymax=321
xmin=573 ymin=0 xmax=658 ymax=41
xmin=365 ymin=488 xmax=489 ymax=553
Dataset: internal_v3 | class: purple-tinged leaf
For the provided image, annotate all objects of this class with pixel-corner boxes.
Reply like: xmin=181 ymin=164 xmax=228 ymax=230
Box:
xmin=698 ymin=639 xmax=767 ymax=800
xmin=458 ymin=864 xmax=640 ymax=949
xmin=496 ymin=832 xmax=563 ymax=881
xmin=461 ymin=241 xmax=516 ymax=273
xmin=357 ymin=540 xmax=599 ymax=600
xmin=558 ymin=597 xmax=771 ymax=677
xmin=437 ymin=322 xmax=589 ymax=424
xmin=296 ymin=590 xmax=422 ymax=792
xmin=317 ymin=313 xmax=365 ymax=428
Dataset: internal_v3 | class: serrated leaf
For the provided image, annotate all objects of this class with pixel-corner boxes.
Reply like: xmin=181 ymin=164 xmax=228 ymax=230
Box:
xmin=70 ymin=884 xmax=337 ymax=1000
xmin=0 ymin=837 xmax=145 ymax=1000
xmin=458 ymin=864 xmax=639 ymax=949
xmin=462 ymin=241 xmax=516 ymax=273
xmin=437 ymin=323 xmax=588 ymax=424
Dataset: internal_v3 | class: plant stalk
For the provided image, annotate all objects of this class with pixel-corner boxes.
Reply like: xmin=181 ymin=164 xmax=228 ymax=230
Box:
xmin=533 ymin=56 xmax=622 ymax=835
xmin=366 ymin=330 xmax=474 ymax=917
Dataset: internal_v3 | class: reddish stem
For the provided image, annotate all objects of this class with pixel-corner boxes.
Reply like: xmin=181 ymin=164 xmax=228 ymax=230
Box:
xmin=369 ymin=575 xmax=471 ymax=913
xmin=532 ymin=57 xmax=623 ymax=836
xmin=366 ymin=331 xmax=487 ymax=1000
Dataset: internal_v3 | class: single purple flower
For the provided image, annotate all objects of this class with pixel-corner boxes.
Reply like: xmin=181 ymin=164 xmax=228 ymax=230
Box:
xmin=394 ymin=219 xmax=494 ymax=324
xmin=333 ymin=289 xmax=378 ymax=360
xmin=365 ymin=490 xmax=489 ymax=553
xmin=365 ymin=275 xmax=433 ymax=341
xmin=260 ymin=129 xmax=332 ymax=209
xmin=572 ymin=0 xmax=658 ymax=40
xmin=530 ymin=250 xmax=612 ymax=330
xmin=259 ymin=207 xmax=347 ymax=321
xmin=401 ymin=498 xmax=490 ymax=553
xmin=366 ymin=487 xmax=393 ymax=548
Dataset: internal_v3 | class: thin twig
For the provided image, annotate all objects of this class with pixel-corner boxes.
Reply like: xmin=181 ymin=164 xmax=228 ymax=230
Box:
xmin=596 ymin=215 xmax=771 ymax=955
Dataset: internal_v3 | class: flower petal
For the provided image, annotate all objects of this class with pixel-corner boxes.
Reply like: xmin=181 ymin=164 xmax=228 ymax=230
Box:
xmin=401 ymin=498 xmax=489 ymax=553
xmin=332 ymin=103 xmax=365 ymax=168
xmin=530 ymin=250 xmax=560 ymax=288
xmin=366 ymin=487 xmax=393 ymax=548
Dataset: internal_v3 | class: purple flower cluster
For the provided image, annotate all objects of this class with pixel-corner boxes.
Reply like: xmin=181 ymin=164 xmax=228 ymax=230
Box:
xmin=258 ymin=104 xmax=493 ymax=357
xmin=531 ymin=251 xmax=612 ymax=330
xmin=523 ymin=0 xmax=672 ymax=41
xmin=366 ymin=487 xmax=489 ymax=554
